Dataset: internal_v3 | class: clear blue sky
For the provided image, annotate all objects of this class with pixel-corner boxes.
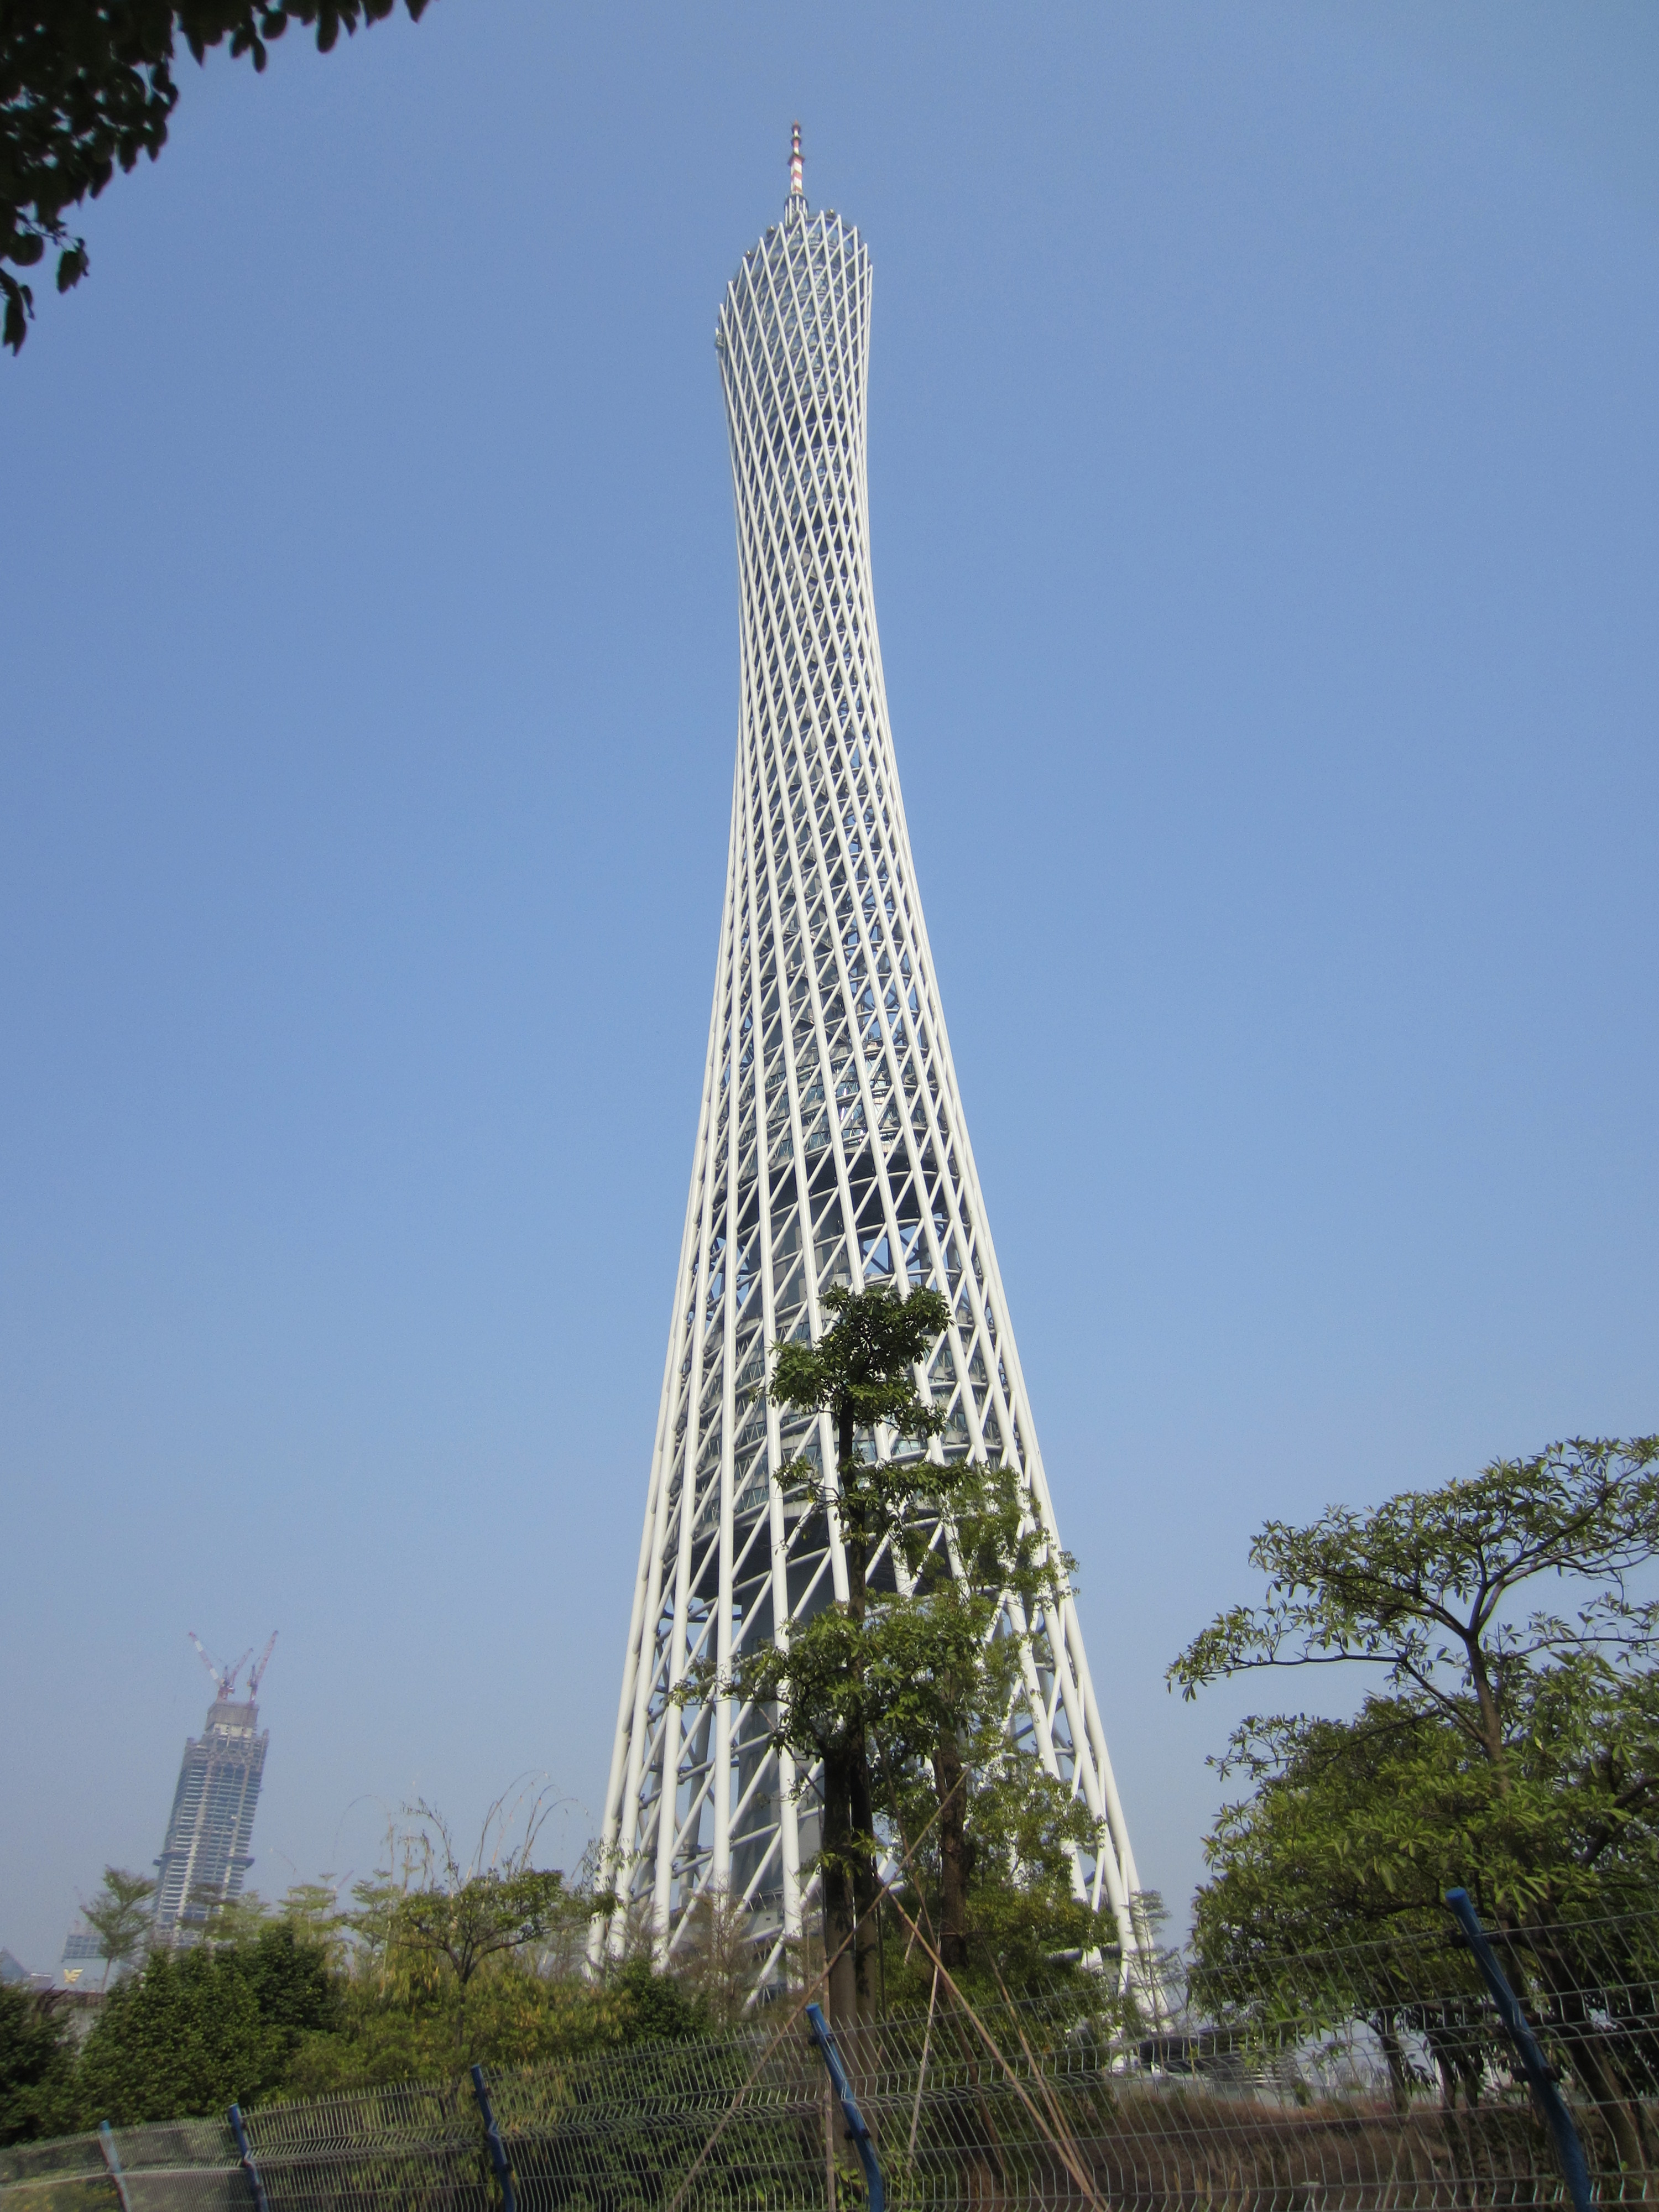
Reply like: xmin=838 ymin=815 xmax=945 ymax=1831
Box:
xmin=2 ymin=3 xmax=1656 ymax=1971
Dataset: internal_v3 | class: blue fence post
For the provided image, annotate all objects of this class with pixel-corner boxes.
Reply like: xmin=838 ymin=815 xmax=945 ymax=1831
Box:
xmin=806 ymin=2002 xmax=885 ymax=2212
xmin=469 ymin=2062 xmax=519 ymax=2212
xmin=97 ymin=2122 xmax=135 ymax=2212
xmin=1444 ymin=1888 xmax=1594 ymax=2212
xmin=227 ymin=2103 xmax=271 ymax=2212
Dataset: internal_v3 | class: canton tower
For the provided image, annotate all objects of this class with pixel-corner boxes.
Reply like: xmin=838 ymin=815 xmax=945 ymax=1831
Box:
xmin=597 ymin=131 xmax=1141 ymax=1984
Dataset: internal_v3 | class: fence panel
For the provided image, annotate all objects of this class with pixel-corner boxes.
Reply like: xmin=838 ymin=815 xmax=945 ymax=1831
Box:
xmin=5 ymin=1907 xmax=1656 ymax=2212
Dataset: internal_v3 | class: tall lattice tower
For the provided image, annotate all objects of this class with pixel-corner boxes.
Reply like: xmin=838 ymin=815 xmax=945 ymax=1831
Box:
xmin=597 ymin=132 xmax=1141 ymax=1985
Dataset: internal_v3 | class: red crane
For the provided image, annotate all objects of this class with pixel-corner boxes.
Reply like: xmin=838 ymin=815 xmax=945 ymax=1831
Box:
xmin=187 ymin=1630 xmax=275 ymax=1703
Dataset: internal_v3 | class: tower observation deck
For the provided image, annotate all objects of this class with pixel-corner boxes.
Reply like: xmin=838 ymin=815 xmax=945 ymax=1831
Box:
xmin=596 ymin=133 xmax=1141 ymax=1984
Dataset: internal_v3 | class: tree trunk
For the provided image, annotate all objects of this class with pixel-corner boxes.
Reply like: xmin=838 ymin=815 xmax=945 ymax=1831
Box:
xmin=849 ymin=1736 xmax=881 ymax=2022
xmin=933 ymin=1728 xmax=970 ymax=1974
xmin=838 ymin=1402 xmax=866 ymax=1625
xmin=1515 ymin=1928 xmax=1652 ymax=2200
xmin=834 ymin=1399 xmax=880 ymax=2023
xmin=1463 ymin=1631 xmax=1511 ymax=1791
xmin=1375 ymin=2012 xmax=1410 ymax=2116
xmin=1547 ymin=2007 xmax=1650 ymax=2197
xmin=821 ymin=1746 xmax=859 ymax=2033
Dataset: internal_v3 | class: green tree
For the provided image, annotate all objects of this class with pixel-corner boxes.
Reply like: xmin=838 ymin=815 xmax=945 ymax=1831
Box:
xmin=712 ymin=1289 xmax=1121 ymax=2020
xmin=1171 ymin=1436 xmax=1659 ymax=1799
xmin=712 ymin=1447 xmax=1113 ymax=2015
xmin=712 ymin=1598 xmax=878 ymax=2030
xmin=0 ymin=1985 xmax=78 ymax=2145
xmin=604 ymin=1957 xmax=709 ymax=2046
xmin=81 ymin=1867 xmax=156 ymax=1989
xmin=761 ymin=1281 xmax=950 ymax=2025
xmin=1172 ymin=1436 xmax=1659 ymax=2169
xmin=275 ymin=1882 xmax=347 ymax=1961
xmin=1 ymin=0 xmax=432 ymax=354
xmin=387 ymin=1798 xmax=598 ymax=2054
xmin=872 ymin=1462 xmax=1108 ymax=1982
xmin=281 ymin=1943 xmax=708 ymax=2096
xmin=199 ymin=1888 xmax=272 ymax=1946
xmin=392 ymin=1869 xmax=572 ymax=2054
xmin=1192 ymin=1667 xmax=1659 ymax=1959
xmin=877 ymin=1670 xmax=1113 ymax=2004
xmin=770 ymin=1282 xmax=954 ymax=1621
xmin=235 ymin=1919 xmax=343 ymax=2049
xmin=76 ymin=1921 xmax=340 ymax=2123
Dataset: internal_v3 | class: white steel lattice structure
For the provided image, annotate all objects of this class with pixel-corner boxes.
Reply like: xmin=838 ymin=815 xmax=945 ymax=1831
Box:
xmin=597 ymin=137 xmax=1141 ymax=1985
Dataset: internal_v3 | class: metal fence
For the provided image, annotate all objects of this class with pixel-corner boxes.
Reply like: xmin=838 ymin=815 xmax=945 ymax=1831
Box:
xmin=6 ymin=1905 xmax=1657 ymax=2210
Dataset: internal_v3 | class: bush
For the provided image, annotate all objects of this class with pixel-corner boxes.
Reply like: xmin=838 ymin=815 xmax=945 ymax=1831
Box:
xmin=0 ymin=1986 xmax=78 ymax=2145
xmin=77 ymin=1926 xmax=341 ymax=2125
xmin=282 ymin=1957 xmax=709 ymax=2098
xmin=25 ymin=1915 xmax=714 ymax=2127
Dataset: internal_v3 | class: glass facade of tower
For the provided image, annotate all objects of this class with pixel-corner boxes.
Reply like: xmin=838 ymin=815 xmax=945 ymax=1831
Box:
xmin=152 ymin=1695 xmax=267 ymax=1943
xmin=597 ymin=173 xmax=1140 ymax=1985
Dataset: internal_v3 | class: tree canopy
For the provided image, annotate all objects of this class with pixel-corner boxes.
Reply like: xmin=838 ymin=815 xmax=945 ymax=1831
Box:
xmin=31 ymin=1826 xmax=707 ymax=2123
xmin=771 ymin=1281 xmax=952 ymax=1620
xmin=1 ymin=0 xmax=432 ymax=353
xmin=701 ymin=1287 xmax=1113 ymax=2025
xmin=81 ymin=1867 xmax=155 ymax=1989
xmin=870 ymin=1462 xmax=1108 ymax=1985
xmin=75 ymin=1922 xmax=341 ymax=2125
xmin=0 ymin=1985 xmax=77 ymax=2146
xmin=1172 ymin=1437 xmax=1659 ymax=1940
xmin=756 ymin=1281 xmax=954 ymax=2026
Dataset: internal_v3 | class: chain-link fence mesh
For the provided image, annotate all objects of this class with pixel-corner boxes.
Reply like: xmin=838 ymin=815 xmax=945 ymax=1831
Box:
xmin=6 ymin=1906 xmax=1657 ymax=2210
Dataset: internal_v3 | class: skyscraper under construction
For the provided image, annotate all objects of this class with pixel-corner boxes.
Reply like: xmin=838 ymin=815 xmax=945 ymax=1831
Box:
xmin=152 ymin=1634 xmax=275 ymax=1944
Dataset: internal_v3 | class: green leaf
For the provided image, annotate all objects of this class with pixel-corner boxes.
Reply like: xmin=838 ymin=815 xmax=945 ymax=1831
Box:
xmin=2 ymin=274 xmax=32 ymax=354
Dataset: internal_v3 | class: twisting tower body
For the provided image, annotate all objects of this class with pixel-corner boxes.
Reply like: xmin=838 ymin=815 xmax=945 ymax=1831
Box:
xmin=597 ymin=135 xmax=1141 ymax=1984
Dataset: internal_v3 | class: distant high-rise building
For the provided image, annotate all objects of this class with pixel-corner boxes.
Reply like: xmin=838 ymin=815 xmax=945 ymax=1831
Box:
xmin=153 ymin=1636 xmax=275 ymax=1943
xmin=596 ymin=133 xmax=1141 ymax=1983
xmin=59 ymin=1922 xmax=102 ymax=1973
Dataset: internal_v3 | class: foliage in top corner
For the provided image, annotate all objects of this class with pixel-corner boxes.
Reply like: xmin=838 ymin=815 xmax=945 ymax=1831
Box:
xmin=0 ymin=0 xmax=433 ymax=352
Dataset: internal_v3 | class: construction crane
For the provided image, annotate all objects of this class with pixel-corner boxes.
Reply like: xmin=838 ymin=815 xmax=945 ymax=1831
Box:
xmin=248 ymin=1632 xmax=278 ymax=1698
xmin=186 ymin=1631 xmax=260 ymax=1702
